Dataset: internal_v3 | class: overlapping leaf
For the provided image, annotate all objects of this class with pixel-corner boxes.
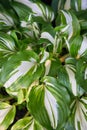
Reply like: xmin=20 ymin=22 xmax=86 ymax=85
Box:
xmin=41 ymin=31 xmax=63 ymax=53
xmin=0 ymin=32 xmax=17 ymax=67
xmin=27 ymin=76 xmax=70 ymax=130
xmin=76 ymin=59 xmax=87 ymax=91
xmin=64 ymin=57 xmax=85 ymax=97
xmin=71 ymin=96 xmax=87 ymax=130
xmin=0 ymin=32 xmax=16 ymax=54
xmin=0 ymin=50 xmax=42 ymax=90
xmin=14 ymin=0 xmax=54 ymax=22
xmin=64 ymin=0 xmax=87 ymax=11
xmin=11 ymin=1 xmax=32 ymax=21
xmin=60 ymin=10 xmax=80 ymax=40
xmin=0 ymin=3 xmax=19 ymax=30
xmin=0 ymin=0 xmax=87 ymax=130
xmin=11 ymin=116 xmax=46 ymax=130
xmin=0 ymin=11 xmax=14 ymax=30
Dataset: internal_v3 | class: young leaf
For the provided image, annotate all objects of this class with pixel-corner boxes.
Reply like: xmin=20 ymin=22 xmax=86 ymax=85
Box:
xmin=63 ymin=0 xmax=87 ymax=11
xmin=41 ymin=32 xmax=54 ymax=44
xmin=60 ymin=10 xmax=80 ymax=39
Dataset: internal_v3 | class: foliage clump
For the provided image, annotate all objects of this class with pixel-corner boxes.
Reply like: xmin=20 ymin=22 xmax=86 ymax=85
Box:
xmin=0 ymin=0 xmax=87 ymax=130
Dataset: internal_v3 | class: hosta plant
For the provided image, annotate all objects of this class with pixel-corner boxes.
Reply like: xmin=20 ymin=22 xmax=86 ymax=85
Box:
xmin=0 ymin=0 xmax=87 ymax=130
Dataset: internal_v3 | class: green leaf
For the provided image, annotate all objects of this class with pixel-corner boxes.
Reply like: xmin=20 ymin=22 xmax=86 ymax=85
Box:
xmin=0 ymin=102 xmax=16 ymax=129
xmin=65 ymin=117 xmax=75 ymax=130
xmin=80 ymin=21 xmax=87 ymax=30
xmin=76 ymin=59 xmax=87 ymax=91
xmin=57 ymin=65 xmax=71 ymax=91
xmin=51 ymin=0 xmax=59 ymax=15
xmin=28 ymin=76 xmax=70 ymax=130
xmin=48 ymin=58 xmax=61 ymax=77
xmin=70 ymin=35 xmax=82 ymax=57
xmin=28 ymin=84 xmax=51 ymax=129
xmin=11 ymin=1 xmax=32 ymax=21
xmin=0 ymin=50 xmax=39 ymax=88
xmin=17 ymin=89 xmax=24 ymax=104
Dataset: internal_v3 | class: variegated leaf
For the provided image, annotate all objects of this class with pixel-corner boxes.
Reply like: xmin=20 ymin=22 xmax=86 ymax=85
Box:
xmin=64 ymin=0 xmax=71 ymax=10
xmin=60 ymin=10 xmax=80 ymax=40
xmin=41 ymin=32 xmax=62 ymax=53
xmin=44 ymin=59 xmax=51 ymax=76
xmin=0 ymin=12 xmax=14 ymax=27
xmin=32 ymin=22 xmax=40 ymax=39
xmin=71 ymin=96 xmax=87 ymax=130
xmin=11 ymin=116 xmax=46 ymax=130
xmin=40 ymin=50 xmax=49 ymax=63
xmin=64 ymin=0 xmax=87 ymax=11
xmin=28 ymin=76 xmax=70 ymax=130
xmin=69 ymin=35 xmax=82 ymax=57
xmin=78 ymin=36 xmax=87 ymax=56
xmin=85 ymin=67 xmax=87 ymax=80
xmin=0 ymin=32 xmax=16 ymax=54
xmin=41 ymin=32 xmax=54 ymax=44
xmin=76 ymin=59 xmax=87 ymax=91
xmin=44 ymin=88 xmax=58 ymax=129
xmin=0 ymin=32 xmax=17 ymax=67
xmin=11 ymin=0 xmax=32 ymax=21
xmin=65 ymin=65 xmax=77 ymax=96
xmin=0 ymin=102 xmax=16 ymax=130
xmin=65 ymin=58 xmax=85 ymax=96
xmin=14 ymin=0 xmax=54 ymax=22
xmin=0 ymin=50 xmax=39 ymax=90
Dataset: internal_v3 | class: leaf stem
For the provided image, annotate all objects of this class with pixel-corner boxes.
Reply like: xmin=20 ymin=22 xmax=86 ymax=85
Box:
xmin=59 ymin=54 xmax=69 ymax=62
